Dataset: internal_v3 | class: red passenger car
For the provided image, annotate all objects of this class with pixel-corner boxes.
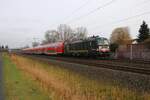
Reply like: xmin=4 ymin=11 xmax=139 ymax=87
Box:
xmin=23 ymin=41 xmax=65 ymax=55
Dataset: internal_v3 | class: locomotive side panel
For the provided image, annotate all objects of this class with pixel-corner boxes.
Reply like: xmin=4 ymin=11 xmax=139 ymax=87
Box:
xmin=64 ymin=36 xmax=110 ymax=57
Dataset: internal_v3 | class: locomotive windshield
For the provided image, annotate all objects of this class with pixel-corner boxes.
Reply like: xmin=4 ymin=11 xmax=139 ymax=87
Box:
xmin=97 ymin=38 xmax=109 ymax=45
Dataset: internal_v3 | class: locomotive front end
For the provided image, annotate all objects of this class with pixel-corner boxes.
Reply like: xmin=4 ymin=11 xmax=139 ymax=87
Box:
xmin=96 ymin=37 xmax=110 ymax=57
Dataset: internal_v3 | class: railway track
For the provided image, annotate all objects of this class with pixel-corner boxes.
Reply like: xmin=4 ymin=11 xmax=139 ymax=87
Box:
xmin=20 ymin=54 xmax=150 ymax=75
xmin=109 ymin=59 xmax=150 ymax=65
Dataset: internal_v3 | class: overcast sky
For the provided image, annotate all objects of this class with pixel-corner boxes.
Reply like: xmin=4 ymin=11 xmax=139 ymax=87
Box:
xmin=0 ymin=0 xmax=150 ymax=48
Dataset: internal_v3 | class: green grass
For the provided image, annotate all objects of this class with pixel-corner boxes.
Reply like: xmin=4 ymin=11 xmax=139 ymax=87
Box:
xmin=3 ymin=54 xmax=51 ymax=100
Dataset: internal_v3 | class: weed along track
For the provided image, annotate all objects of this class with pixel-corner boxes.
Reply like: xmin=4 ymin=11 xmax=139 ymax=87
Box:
xmin=10 ymin=54 xmax=150 ymax=100
xmin=11 ymin=55 xmax=75 ymax=100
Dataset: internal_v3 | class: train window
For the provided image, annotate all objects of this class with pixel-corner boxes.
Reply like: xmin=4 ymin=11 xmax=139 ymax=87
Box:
xmin=72 ymin=44 xmax=74 ymax=50
xmin=89 ymin=42 xmax=92 ymax=49
xmin=82 ymin=42 xmax=84 ymax=50
xmin=97 ymin=38 xmax=109 ymax=45
xmin=91 ymin=41 xmax=96 ymax=48
xmin=85 ymin=42 xmax=87 ymax=49
xmin=103 ymin=39 xmax=109 ymax=45
xmin=69 ymin=45 xmax=71 ymax=50
xmin=80 ymin=43 xmax=82 ymax=50
xmin=75 ymin=43 xmax=77 ymax=50
xmin=78 ymin=43 xmax=81 ymax=50
xmin=78 ymin=43 xmax=80 ymax=50
xmin=74 ymin=43 xmax=76 ymax=50
xmin=69 ymin=44 xmax=71 ymax=50
xmin=77 ymin=43 xmax=79 ymax=50
xmin=83 ymin=42 xmax=85 ymax=50
xmin=90 ymin=42 xmax=91 ymax=46
xmin=79 ymin=43 xmax=81 ymax=50
xmin=73 ymin=44 xmax=75 ymax=50
xmin=71 ymin=44 xmax=73 ymax=50
xmin=86 ymin=42 xmax=89 ymax=49
xmin=87 ymin=42 xmax=90 ymax=49
xmin=78 ymin=42 xmax=81 ymax=50
xmin=97 ymin=39 xmax=103 ymax=45
xmin=76 ymin=43 xmax=78 ymax=50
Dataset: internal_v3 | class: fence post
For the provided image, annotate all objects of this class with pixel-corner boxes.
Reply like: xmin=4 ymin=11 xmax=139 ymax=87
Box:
xmin=130 ymin=44 xmax=133 ymax=60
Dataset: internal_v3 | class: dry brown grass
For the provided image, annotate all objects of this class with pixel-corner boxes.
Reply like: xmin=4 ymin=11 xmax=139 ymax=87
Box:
xmin=10 ymin=54 xmax=150 ymax=100
xmin=11 ymin=55 xmax=73 ymax=100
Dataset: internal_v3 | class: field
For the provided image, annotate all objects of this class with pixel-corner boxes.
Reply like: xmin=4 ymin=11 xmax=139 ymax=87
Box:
xmin=3 ymin=53 xmax=150 ymax=100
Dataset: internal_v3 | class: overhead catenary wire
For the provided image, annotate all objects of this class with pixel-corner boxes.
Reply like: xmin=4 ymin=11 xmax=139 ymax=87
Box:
xmin=135 ymin=0 xmax=150 ymax=6
xmin=66 ymin=0 xmax=116 ymax=24
xmin=48 ymin=0 xmax=116 ymax=29
xmin=48 ymin=0 xmax=92 ymax=28
xmin=89 ymin=11 xmax=150 ymax=31
xmin=62 ymin=0 xmax=91 ymax=20
xmin=48 ymin=0 xmax=149 ymax=34
xmin=67 ymin=0 xmax=150 ymax=28
xmin=80 ymin=0 xmax=150 ymax=25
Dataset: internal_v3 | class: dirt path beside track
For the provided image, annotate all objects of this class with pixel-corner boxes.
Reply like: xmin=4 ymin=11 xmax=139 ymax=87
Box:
xmin=0 ymin=53 xmax=4 ymax=100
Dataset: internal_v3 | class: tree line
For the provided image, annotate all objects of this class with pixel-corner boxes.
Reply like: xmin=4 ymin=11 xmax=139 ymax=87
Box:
xmin=110 ymin=21 xmax=150 ymax=52
xmin=32 ymin=24 xmax=88 ymax=47
xmin=31 ymin=21 xmax=150 ymax=51
xmin=0 ymin=45 xmax=8 ymax=51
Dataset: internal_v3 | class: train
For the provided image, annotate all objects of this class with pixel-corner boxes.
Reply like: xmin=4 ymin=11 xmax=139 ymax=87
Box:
xmin=22 ymin=36 xmax=110 ymax=57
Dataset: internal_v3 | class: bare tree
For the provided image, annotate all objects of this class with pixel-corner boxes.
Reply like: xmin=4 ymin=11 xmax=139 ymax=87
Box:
xmin=44 ymin=30 xmax=59 ymax=43
xmin=75 ymin=27 xmax=88 ymax=40
xmin=57 ymin=24 xmax=74 ymax=41
xmin=41 ymin=40 xmax=48 ymax=45
xmin=32 ymin=41 xmax=39 ymax=47
xmin=22 ymin=45 xmax=30 ymax=49
xmin=45 ymin=30 xmax=51 ymax=43
xmin=43 ymin=24 xmax=89 ymax=44
xmin=25 ymin=45 xmax=29 ymax=48
xmin=110 ymin=27 xmax=132 ymax=45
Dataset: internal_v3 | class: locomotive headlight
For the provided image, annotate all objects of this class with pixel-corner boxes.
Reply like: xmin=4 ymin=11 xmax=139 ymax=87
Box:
xmin=106 ymin=46 xmax=110 ymax=49
xmin=99 ymin=46 xmax=102 ymax=49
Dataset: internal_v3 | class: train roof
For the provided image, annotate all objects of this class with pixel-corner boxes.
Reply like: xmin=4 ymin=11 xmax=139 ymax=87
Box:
xmin=70 ymin=36 xmax=108 ymax=44
xmin=23 ymin=41 xmax=64 ymax=51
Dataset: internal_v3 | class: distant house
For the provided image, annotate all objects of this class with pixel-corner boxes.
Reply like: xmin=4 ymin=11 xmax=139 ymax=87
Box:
xmin=131 ymin=39 xmax=138 ymax=44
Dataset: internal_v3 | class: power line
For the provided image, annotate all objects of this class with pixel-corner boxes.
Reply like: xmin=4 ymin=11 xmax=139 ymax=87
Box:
xmin=135 ymin=0 xmax=150 ymax=6
xmin=47 ymin=0 xmax=116 ymax=30
xmin=66 ymin=0 xmax=116 ymax=24
xmin=48 ymin=0 xmax=91 ymax=28
xmin=85 ymin=0 xmax=150 ymax=29
xmin=63 ymin=0 xmax=91 ymax=20
xmin=132 ymin=0 xmax=150 ymax=11
xmin=89 ymin=11 xmax=150 ymax=31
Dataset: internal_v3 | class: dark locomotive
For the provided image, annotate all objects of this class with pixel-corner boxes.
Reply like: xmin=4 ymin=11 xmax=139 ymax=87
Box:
xmin=64 ymin=36 xmax=110 ymax=56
